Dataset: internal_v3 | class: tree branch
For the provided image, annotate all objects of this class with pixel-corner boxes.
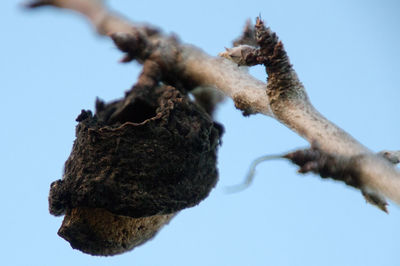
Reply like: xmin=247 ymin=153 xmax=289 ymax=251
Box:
xmin=220 ymin=18 xmax=400 ymax=210
xmin=380 ymin=150 xmax=400 ymax=164
xmin=26 ymin=0 xmax=272 ymax=116
xmin=26 ymin=0 xmax=400 ymax=209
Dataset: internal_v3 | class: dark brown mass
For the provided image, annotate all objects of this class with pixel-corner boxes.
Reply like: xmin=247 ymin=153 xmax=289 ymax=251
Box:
xmin=49 ymin=84 xmax=223 ymax=219
xmin=58 ymin=207 xmax=175 ymax=256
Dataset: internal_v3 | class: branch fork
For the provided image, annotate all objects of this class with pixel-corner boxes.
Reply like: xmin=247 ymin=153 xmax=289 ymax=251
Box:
xmin=25 ymin=0 xmax=400 ymax=255
xmin=26 ymin=0 xmax=400 ymax=210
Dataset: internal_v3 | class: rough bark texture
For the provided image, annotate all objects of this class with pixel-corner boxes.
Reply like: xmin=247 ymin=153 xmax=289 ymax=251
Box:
xmin=58 ymin=208 xmax=175 ymax=256
xmin=284 ymin=146 xmax=390 ymax=212
xmin=25 ymin=0 xmax=400 ymax=257
xmin=49 ymin=83 xmax=223 ymax=218
xmin=47 ymin=71 xmax=223 ymax=255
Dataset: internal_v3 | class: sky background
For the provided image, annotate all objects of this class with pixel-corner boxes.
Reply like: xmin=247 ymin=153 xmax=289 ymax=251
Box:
xmin=1 ymin=0 xmax=399 ymax=265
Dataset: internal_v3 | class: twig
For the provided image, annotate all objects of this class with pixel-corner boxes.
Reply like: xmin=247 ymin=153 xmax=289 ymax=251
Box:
xmin=225 ymin=154 xmax=283 ymax=193
xmin=26 ymin=0 xmax=400 ymax=210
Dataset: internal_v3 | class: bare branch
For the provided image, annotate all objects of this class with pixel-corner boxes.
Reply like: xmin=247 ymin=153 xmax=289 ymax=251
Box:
xmin=379 ymin=150 xmax=400 ymax=164
xmin=284 ymin=146 xmax=389 ymax=212
xmin=228 ymin=147 xmax=397 ymax=212
xmin=26 ymin=0 xmax=272 ymax=116
xmin=26 ymin=0 xmax=133 ymax=34
xmin=249 ymin=18 xmax=400 ymax=207
xmin=26 ymin=0 xmax=400 ymax=209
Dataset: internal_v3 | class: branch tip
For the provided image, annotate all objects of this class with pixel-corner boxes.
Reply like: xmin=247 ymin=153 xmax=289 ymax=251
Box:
xmin=225 ymin=154 xmax=283 ymax=193
xmin=26 ymin=0 xmax=400 ymax=216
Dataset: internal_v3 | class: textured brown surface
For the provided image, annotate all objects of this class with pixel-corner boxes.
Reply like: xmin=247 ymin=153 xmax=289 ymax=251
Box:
xmin=49 ymin=84 xmax=223 ymax=218
xmin=58 ymin=207 xmax=175 ymax=256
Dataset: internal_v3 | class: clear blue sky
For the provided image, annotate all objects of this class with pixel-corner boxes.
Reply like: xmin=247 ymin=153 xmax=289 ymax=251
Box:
xmin=1 ymin=1 xmax=399 ymax=265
